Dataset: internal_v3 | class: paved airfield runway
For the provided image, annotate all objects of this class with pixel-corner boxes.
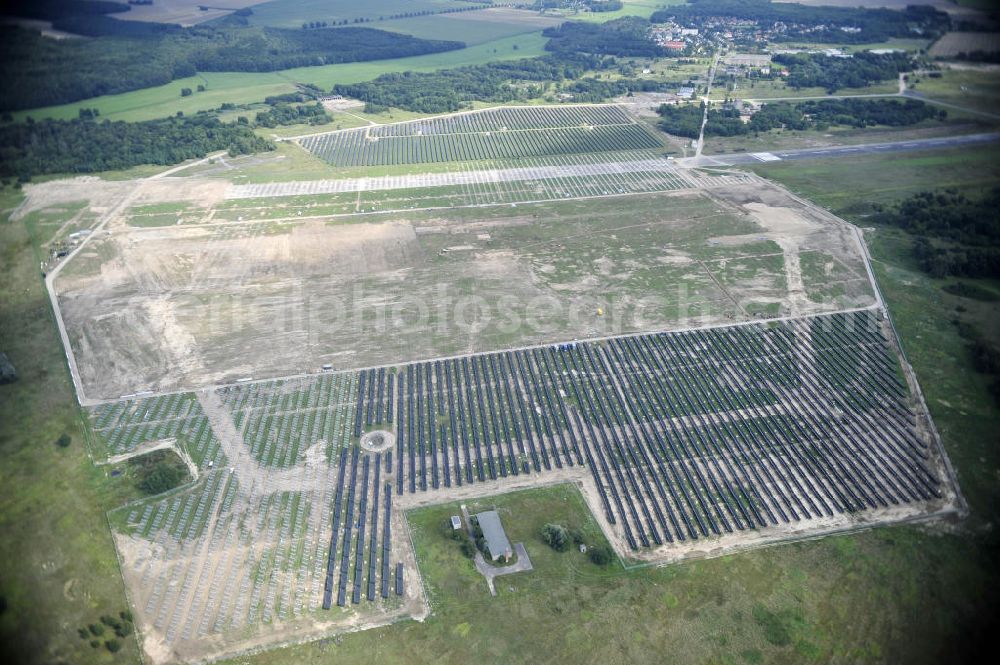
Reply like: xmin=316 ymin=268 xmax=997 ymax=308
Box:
xmin=680 ymin=132 xmax=1000 ymax=167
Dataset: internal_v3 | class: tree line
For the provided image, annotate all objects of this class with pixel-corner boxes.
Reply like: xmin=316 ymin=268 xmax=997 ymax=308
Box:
xmin=0 ymin=19 xmax=464 ymax=111
xmin=652 ymin=0 xmax=949 ymax=45
xmin=873 ymin=188 xmax=1000 ymax=279
xmin=253 ymin=102 xmax=330 ymax=128
xmin=657 ymin=98 xmax=944 ymax=138
xmin=335 ymin=54 xmax=607 ymax=114
xmin=543 ymin=17 xmax=673 ymax=58
xmin=773 ymin=51 xmax=914 ymax=93
xmin=0 ymin=115 xmax=274 ymax=180
xmin=334 ymin=53 xmax=669 ymax=114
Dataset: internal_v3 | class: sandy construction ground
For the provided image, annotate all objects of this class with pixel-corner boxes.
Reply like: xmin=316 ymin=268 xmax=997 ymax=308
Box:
xmin=43 ymin=174 xmax=874 ymax=400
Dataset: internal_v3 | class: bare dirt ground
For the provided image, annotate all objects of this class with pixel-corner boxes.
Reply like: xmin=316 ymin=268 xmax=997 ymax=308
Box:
xmin=47 ymin=177 xmax=873 ymax=401
xmin=114 ymin=385 xmax=425 ymax=665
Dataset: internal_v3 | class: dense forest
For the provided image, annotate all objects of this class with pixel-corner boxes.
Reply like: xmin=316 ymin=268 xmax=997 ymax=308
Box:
xmin=334 ymin=54 xmax=619 ymax=113
xmin=253 ymin=102 xmax=330 ymax=128
xmin=873 ymin=188 xmax=1000 ymax=279
xmin=0 ymin=20 xmax=463 ymax=111
xmin=3 ymin=0 xmax=131 ymax=22
xmin=543 ymin=17 xmax=672 ymax=57
xmin=773 ymin=51 xmax=914 ymax=93
xmin=652 ymin=0 xmax=950 ymax=44
xmin=0 ymin=115 xmax=273 ymax=179
xmin=657 ymin=98 xmax=943 ymax=138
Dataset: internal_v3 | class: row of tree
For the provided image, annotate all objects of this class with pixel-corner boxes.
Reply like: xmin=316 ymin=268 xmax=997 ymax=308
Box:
xmin=774 ymin=51 xmax=915 ymax=93
xmin=543 ymin=17 xmax=674 ymax=58
xmin=0 ymin=115 xmax=274 ymax=180
xmin=332 ymin=52 xmax=668 ymax=114
xmin=335 ymin=53 xmax=608 ymax=114
xmin=652 ymin=0 xmax=950 ymax=45
xmin=1 ymin=21 xmax=464 ymax=111
xmin=657 ymin=98 xmax=944 ymax=139
xmin=253 ymin=102 xmax=330 ymax=128
xmin=874 ymin=188 xmax=1000 ymax=279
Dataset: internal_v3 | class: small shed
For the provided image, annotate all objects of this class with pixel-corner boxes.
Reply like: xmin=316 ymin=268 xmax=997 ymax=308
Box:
xmin=450 ymin=515 xmax=462 ymax=530
xmin=475 ymin=510 xmax=513 ymax=562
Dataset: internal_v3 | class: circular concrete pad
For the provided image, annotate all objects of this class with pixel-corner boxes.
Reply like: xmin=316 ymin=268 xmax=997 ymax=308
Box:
xmin=360 ymin=430 xmax=394 ymax=454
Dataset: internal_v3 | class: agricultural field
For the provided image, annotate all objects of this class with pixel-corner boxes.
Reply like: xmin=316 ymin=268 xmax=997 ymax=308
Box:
xmin=375 ymin=8 xmax=565 ymax=46
xmin=247 ymin=0 xmax=489 ymax=29
xmin=114 ymin=0 xmax=261 ymax=26
xmin=928 ymin=32 xmax=1000 ymax=58
xmin=298 ymin=105 xmax=666 ymax=167
xmin=12 ymin=33 xmax=548 ymax=123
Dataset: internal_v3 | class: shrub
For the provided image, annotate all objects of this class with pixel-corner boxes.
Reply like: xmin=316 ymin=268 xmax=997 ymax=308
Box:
xmin=90 ymin=639 xmax=101 ymax=648
xmin=942 ymin=282 xmax=999 ymax=302
xmin=459 ymin=538 xmax=476 ymax=559
xmin=119 ymin=609 xmax=133 ymax=622
xmin=181 ymin=88 xmax=193 ymax=97
xmin=588 ymin=543 xmax=614 ymax=566
xmin=56 ymin=433 xmax=71 ymax=447
xmin=88 ymin=623 xmax=104 ymax=636
xmin=541 ymin=523 xmax=570 ymax=552
xmin=105 ymin=638 xmax=121 ymax=653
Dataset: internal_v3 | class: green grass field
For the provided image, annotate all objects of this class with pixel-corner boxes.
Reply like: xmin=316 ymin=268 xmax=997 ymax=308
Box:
xmin=549 ymin=0 xmax=682 ymax=22
xmin=0 ymin=191 xmax=142 ymax=664
xmin=701 ymin=119 xmax=988 ymax=155
xmin=712 ymin=78 xmax=901 ymax=101
xmin=747 ymin=145 xmax=1000 ymax=218
xmin=13 ymin=33 xmax=547 ymax=123
xmin=375 ymin=9 xmax=561 ymax=46
xmin=776 ymin=37 xmax=932 ymax=53
xmin=909 ymin=68 xmax=1000 ymax=118
xmin=247 ymin=0 xmax=477 ymax=29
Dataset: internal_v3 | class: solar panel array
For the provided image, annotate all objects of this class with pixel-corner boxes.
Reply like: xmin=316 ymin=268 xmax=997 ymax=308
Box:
xmin=298 ymin=105 xmax=663 ymax=167
xmin=347 ymin=310 xmax=942 ymax=550
xmin=98 ymin=308 xmax=946 ymax=655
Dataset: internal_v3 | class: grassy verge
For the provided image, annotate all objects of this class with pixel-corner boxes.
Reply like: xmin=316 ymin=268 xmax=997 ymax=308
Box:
xmin=702 ymin=119 xmax=991 ymax=155
xmin=746 ymin=144 xmax=1000 ymax=218
xmin=712 ymin=78 xmax=900 ymax=101
xmin=0 ymin=190 xmax=140 ymax=664
xmin=909 ymin=67 xmax=1000 ymax=118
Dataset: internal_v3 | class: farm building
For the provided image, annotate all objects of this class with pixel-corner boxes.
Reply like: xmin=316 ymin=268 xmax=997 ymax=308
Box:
xmin=475 ymin=510 xmax=513 ymax=562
